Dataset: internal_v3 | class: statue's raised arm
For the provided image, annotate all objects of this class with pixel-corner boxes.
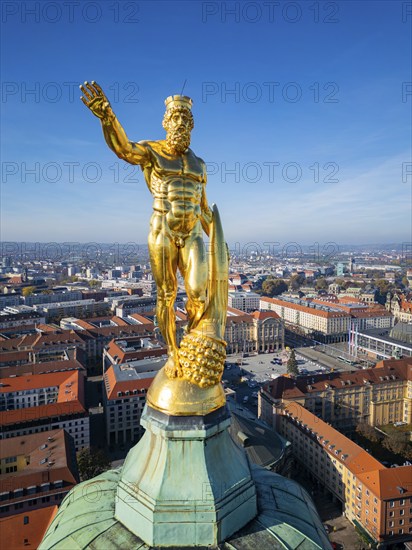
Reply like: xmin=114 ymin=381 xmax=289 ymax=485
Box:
xmin=80 ymin=80 xmax=148 ymax=164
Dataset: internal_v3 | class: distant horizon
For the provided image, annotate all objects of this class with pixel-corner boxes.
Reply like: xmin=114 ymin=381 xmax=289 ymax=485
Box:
xmin=1 ymin=240 xmax=410 ymax=252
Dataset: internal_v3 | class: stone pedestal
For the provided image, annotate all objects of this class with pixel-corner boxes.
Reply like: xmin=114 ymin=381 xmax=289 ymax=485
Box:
xmin=115 ymin=405 xmax=257 ymax=547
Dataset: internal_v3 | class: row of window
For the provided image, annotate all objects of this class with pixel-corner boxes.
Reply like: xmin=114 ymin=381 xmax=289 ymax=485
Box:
xmin=0 ymin=493 xmax=63 ymax=513
xmin=388 ymin=527 xmax=412 ymax=535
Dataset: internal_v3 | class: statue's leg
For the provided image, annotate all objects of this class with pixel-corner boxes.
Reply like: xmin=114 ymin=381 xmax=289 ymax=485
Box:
xmin=179 ymin=231 xmax=208 ymax=332
xmin=148 ymin=228 xmax=179 ymax=375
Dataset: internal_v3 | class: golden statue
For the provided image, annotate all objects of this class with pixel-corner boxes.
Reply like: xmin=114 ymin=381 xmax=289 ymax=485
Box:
xmin=81 ymin=82 xmax=228 ymax=414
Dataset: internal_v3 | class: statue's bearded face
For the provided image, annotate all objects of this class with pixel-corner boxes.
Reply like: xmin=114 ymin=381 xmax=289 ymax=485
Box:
xmin=163 ymin=107 xmax=194 ymax=154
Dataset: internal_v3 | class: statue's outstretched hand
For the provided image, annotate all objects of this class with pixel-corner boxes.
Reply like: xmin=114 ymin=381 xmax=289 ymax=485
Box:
xmin=80 ymin=81 xmax=112 ymax=119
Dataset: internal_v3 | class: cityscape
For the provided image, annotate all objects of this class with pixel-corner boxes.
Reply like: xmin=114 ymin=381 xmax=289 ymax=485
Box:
xmin=1 ymin=1 xmax=411 ymax=549
xmin=0 ymin=242 xmax=411 ymax=547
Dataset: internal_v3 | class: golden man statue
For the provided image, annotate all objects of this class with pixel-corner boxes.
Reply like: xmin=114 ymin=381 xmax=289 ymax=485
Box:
xmin=81 ymin=82 xmax=228 ymax=414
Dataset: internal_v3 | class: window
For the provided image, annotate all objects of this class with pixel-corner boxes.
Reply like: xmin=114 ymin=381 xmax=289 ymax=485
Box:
xmin=23 ymin=516 xmax=29 ymax=525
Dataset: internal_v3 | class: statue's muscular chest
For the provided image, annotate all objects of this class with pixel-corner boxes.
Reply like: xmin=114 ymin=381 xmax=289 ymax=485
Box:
xmin=149 ymin=146 xmax=204 ymax=183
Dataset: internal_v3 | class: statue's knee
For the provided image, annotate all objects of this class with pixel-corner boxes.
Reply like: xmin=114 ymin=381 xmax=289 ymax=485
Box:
xmin=190 ymin=293 xmax=206 ymax=307
xmin=158 ymin=288 xmax=176 ymax=306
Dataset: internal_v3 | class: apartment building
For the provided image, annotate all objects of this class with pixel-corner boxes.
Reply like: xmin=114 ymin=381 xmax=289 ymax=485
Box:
xmin=259 ymin=359 xmax=412 ymax=431
xmin=33 ymin=299 xmax=109 ymax=320
xmin=103 ymin=357 xmax=166 ymax=446
xmin=260 ymin=296 xmax=350 ymax=343
xmin=386 ymin=292 xmax=412 ymax=324
xmin=103 ymin=336 xmax=167 ymax=371
xmin=228 ymin=291 xmax=260 ymax=312
xmin=0 ymin=370 xmax=89 ymax=451
xmin=225 ymin=308 xmax=256 ymax=354
xmin=252 ymin=311 xmax=284 ymax=352
xmin=225 ymin=307 xmax=284 ymax=354
xmin=272 ymin=402 xmax=412 ymax=547
xmin=22 ymin=290 xmax=83 ymax=307
xmin=0 ymin=330 xmax=87 ymax=367
xmin=0 ymin=429 xmax=78 ymax=518
xmin=313 ymin=298 xmax=394 ymax=331
xmin=0 ymin=311 xmax=45 ymax=330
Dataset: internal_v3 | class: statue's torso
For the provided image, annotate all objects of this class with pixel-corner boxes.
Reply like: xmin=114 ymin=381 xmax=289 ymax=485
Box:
xmin=141 ymin=141 xmax=206 ymax=236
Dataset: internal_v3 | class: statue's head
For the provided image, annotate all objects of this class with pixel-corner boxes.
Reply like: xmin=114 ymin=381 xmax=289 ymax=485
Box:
xmin=163 ymin=95 xmax=194 ymax=154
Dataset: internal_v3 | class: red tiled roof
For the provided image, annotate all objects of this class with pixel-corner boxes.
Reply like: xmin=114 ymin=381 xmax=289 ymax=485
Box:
xmin=261 ymin=296 xmax=350 ymax=319
xmin=283 ymin=402 xmax=384 ymax=474
xmin=128 ymin=313 xmax=154 ymax=325
xmin=227 ymin=306 xmax=249 ymax=316
xmin=35 ymin=324 xmax=59 ymax=333
xmin=111 ymin=316 xmax=130 ymax=326
xmin=0 ymin=505 xmax=58 ymax=549
xmin=72 ymin=319 xmax=95 ymax=330
xmin=252 ymin=310 xmax=280 ymax=320
xmin=104 ymin=365 xmax=156 ymax=400
xmin=0 ymin=360 xmax=84 ymax=378
xmin=357 ymin=466 xmax=412 ymax=500
xmin=265 ymin=359 xmax=412 ymax=399
xmin=0 ymin=371 xmax=86 ymax=427
xmin=0 ymin=429 xmax=79 ymax=494
xmin=0 ymin=331 xmax=86 ymax=352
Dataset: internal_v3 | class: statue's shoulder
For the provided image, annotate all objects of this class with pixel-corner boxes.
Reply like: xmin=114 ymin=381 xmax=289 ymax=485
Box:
xmin=188 ymin=148 xmax=206 ymax=166
xmin=139 ymin=140 xmax=165 ymax=154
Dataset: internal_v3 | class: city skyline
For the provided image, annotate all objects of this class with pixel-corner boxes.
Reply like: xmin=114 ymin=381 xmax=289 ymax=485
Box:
xmin=1 ymin=1 xmax=411 ymax=244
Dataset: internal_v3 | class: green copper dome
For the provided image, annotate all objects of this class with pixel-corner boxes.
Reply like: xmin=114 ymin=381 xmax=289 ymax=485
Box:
xmin=39 ymin=466 xmax=331 ymax=549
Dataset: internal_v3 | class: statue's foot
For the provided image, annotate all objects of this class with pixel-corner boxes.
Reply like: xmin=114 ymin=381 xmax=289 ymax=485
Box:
xmin=164 ymin=352 xmax=182 ymax=379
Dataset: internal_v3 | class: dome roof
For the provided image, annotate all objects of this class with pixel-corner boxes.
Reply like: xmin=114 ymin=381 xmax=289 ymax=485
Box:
xmin=39 ymin=466 xmax=331 ymax=549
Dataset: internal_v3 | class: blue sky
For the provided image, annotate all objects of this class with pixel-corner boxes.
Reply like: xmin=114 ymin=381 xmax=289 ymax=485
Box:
xmin=1 ymin=0 xmax=411 ymax=248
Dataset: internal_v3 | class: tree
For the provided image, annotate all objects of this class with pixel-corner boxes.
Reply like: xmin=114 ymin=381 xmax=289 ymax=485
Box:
xmin=315 ymin=277 xmax=328 ymax=290
xmin=88 ymin=280 xmax=101 ymax=288
xmin=290 ymin=274 xmax=305 ymax=290
xmin=402 ymin=276 xmax=409 ymax=288
xmin=287 ymin=349 xmax=299 ymax=377
xmin=382 ymin=432 xmax=412 ymax=459
xmin=262 ymin=278 xmax=288 ymax=297
xmin=77 ymin=447 xmax=111 ymax=481
xmin=356 ymin=423 xmax=379 ymax=443
xmin=22 ymin=286 xmax=36 ymax=297
xmin=375 ymin=279 xmax=395 ymax=304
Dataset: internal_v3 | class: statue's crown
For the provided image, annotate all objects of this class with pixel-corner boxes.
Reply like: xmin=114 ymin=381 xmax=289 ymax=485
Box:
xmin=164 ymin=95 xmax=193 ymax=111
